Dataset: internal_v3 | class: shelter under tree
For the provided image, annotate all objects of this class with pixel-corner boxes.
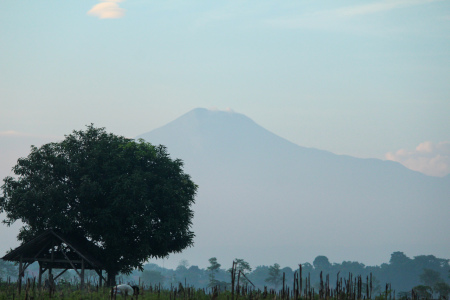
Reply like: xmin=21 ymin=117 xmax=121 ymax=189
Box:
xmin=1 ymin=229 xmax=105 ymax=293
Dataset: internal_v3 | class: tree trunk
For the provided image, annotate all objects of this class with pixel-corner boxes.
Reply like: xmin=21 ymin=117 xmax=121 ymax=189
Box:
xmin=106 ymin=271 xmax=118 ymax=287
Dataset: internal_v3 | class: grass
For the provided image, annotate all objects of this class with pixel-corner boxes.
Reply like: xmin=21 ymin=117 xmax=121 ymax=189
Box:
xmin=0 ymin=270 xmax=392 ymax=300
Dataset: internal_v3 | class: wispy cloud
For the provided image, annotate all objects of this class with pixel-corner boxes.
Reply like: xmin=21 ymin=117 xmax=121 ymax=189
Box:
xmin=87 ymin=0 xmax=125 ymax=19
xmin=191 ymin=2 xmax=273 ymax=29
xmin=208 ymin=107 xmax=236 ymax=113
xmin=386 ymin=141 xmax=450 ymax=177
xmin=267 ymin=0 xmax=442 ymax=29
xmin=335 ymin=0 xmax=441 ymax=18
xmin=0 ymin=130 xmax=30 ymax=137
xmin=0 ymin=130 xmax=61 ymax=139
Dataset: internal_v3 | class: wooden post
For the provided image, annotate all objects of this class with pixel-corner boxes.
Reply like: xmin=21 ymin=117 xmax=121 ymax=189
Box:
xmin=237 ymin=270 xmax=241 ymax=296
xmin=38 ymin=262 xmax=43 ymax=288
xmin=18 ymin=255 xmax=23 ymax=294
xmin=293 ymin=271 xmax=297 ymax=300
xmin=49 ymin=243 xmax=54 ymax=279
xmin=231 ymin=261 xmax=236 ymax=300
xmin=81 ymin=258 xmax=85 ymax=289
xmin=299 ymin=264 xmax=302 ymax=300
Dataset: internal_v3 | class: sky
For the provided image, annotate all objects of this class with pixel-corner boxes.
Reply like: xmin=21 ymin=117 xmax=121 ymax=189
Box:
xmin=0 ymin=0 xmax=450 ymax=267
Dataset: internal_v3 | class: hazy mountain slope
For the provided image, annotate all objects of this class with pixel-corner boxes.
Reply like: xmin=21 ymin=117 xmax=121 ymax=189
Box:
xmin=137 ymin=108 xmax=449 ymax=267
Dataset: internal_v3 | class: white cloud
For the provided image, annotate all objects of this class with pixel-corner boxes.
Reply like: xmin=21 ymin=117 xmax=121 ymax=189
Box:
xmin=385 ymin=141 xmax=450 ymax=177
xmin=87 ymin=1 xmax=125 ymax=19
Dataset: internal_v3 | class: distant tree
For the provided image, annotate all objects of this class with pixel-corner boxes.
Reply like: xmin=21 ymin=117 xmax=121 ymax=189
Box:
xmin=265 ymin=263 xmax=282 ymax=289
xmin=228 ymin=258 xmax=252 ymax=285
xmin=169 ymin=273 xmax=178 ymax=286
xmin=186 ymin=265 xmax=204 ymax=287
xmin=0 ymin=260 xmax=18 ymax=279
xmin=0 ymin=125 xmax=197 ymax=285
xmin=313 ymin=256 xmax=331 ymax=272
xmin=434 ymin=282 xmax=450 ymax=299
xmin=413 ymin=255 xmax=448 ymax=269
xmin=178 ymin=259 xmax=190 ymax=269
xmin=230 ymin=258 xmax=252 ymax=274
xmin=56 ymin=269 xmax=75 ymax=283
xmin=143 ymin=263 xmax=163 ymax=272
xmin=248 ymin=266 xmax=269 ymax=287
xmin=280 ymin=267 xmax=294 ymax=286
xmin=340 ymin=261 xmax=365 ymax=275
xmin=301 ymin=262 xmax=313 ymax=273
xmin=371 ymin=276 xmax=382 ymax=295
xmin=216 ymin=280 xmax=232 ymax=291
xmin=84 ymin=270 xmax=99 ymax=283
xmin=420 ymin=268 xmax=442 ymax=287
xmin=413 ymin=285 xmax=433 ymax=299
xmin=175 ymin=260 xmax=190 ymax=283
xmin=141 ymin=270 xmax=165 ymax=285
xmin=390 ymin=252 xmax=411 ymax=266
xmin=397 ymin=291 xmax=411 ymax=300
xmin=207 ymin=257 xmax=221 ymax=287
xmin=387 ymin=252 xmax=416 ymax=292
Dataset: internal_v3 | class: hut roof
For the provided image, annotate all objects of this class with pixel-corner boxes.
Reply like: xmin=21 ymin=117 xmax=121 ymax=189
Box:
xmin=1 ymin=229 xmax=105 ymax=270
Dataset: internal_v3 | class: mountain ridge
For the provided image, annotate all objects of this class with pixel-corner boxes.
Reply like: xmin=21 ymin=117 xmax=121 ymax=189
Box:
xmin=139 ymin=108 xmax=429 ymax=181
xmin=136 ymin=108 xmax=449 ymax=268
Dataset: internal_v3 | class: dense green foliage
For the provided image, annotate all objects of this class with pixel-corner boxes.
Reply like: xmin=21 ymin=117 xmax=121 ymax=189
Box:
xmin=0 ymin=125 xmax=197 ymax=283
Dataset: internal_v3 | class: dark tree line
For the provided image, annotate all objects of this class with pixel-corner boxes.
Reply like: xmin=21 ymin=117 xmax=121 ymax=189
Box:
xmin=2 ymin=252 xmax=448 ymax=297
xmin=137 ymin=252 xmax=449 ymax=297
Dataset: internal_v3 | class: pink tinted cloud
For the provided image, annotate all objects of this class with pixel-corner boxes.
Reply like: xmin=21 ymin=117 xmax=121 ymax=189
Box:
xmin=87 ymin=1 xmax=125 ymax=19
xmin=386 ymin=141 xmax=450 ymax=177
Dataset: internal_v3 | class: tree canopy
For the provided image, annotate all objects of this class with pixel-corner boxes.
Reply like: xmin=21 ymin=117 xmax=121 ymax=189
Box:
xmin=313 ymin=255 xmax=331 ymax=271
xmin=207 ymin=257 xmax=221 ymax=287
xmin=0 ymin=125 xmax=197 ymax=284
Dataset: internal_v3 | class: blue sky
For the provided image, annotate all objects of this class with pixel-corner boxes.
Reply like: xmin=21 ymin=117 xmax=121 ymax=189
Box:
xmin=0 ymin=0 xmax=450 ymax=264
xmin=1 ymin=1 xmax=449 ymax=161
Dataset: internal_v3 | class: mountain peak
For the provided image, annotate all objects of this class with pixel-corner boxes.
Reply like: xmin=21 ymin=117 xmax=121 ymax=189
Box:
xmin=137 ymin=107 xmax=298 ymax=158
xmin=181 ymin=107 xmax=250 ymax=124
xmin=193 ymin=107 xmax=237 ymax=114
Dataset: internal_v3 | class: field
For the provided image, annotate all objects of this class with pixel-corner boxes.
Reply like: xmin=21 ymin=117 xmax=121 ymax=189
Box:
xmin=0 ymin=273 xmax=395 ymax=300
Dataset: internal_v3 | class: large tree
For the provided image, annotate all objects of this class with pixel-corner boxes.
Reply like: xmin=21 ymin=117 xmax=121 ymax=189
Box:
xmin=207 ymin=257 xmax=221 ymax=287
xmin=0 ymin=125 xmax=197 ymax=285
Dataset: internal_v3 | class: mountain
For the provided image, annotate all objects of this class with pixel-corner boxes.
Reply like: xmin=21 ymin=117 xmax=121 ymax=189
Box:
xmin=137 ymin=108 xmax=450 ymax=268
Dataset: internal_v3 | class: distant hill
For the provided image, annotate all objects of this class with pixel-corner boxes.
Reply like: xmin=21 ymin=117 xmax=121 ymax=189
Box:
xmin=137 ymin=108 xmax=450 ymax=268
